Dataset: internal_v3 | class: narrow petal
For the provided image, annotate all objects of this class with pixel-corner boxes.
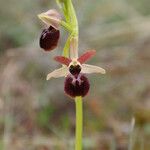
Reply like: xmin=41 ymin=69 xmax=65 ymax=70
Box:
xmin=54 ymin=56 xmax=71 ymax=66
xmin=78 ymin=50 xmax=96 ymax=64
xmin=81 ymin=64 xmax=106 ymax=74
xmin=46 ymin=66 xmax=68 ymax=80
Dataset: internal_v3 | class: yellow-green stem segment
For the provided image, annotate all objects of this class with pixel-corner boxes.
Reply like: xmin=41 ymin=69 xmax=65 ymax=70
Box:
xmin=75 ymin=96 xmax=83 ymax=150
xmin=59 ymin=0 xmax=78 ymax=58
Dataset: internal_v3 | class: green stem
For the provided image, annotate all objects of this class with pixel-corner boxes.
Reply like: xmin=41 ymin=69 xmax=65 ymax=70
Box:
xmin=58 ymin=0 xmax=78 ymax=58
xmin=68 ymin=0 xmax=78 ymax=29
xmin=60 ymin=21 xmax=72 ymax=32
xmin=62 ymin=33 xmax=72 ymax=57
xmin=75 ymin=96 xmax=83 ymax=150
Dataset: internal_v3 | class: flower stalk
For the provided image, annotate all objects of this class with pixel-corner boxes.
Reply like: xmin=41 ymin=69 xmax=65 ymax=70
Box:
xmin=75 ymin=96 xmax=83 ymax=150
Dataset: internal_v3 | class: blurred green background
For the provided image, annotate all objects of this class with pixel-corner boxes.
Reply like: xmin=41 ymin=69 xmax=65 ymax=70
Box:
xmin=0 ymin=0 xmax=150 ymax=150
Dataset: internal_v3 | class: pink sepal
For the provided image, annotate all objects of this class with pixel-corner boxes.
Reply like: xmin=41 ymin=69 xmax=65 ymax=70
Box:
xmin=54 ymin=56 xmax=72 ymax=66
xmin=78 ymin=50 xmax=96 ymax=64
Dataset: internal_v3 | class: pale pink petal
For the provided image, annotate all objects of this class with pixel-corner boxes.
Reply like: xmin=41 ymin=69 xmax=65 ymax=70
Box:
xmin=78 ymin=50 xmax=96 ymax=64
xmin=46 ymin=66 xmax=68 ymax=80
xmin=38 ymin=9 xmax=61 ymax=29
xmin=81 ymin=64 xmax=106 ymax=74
xmin=45 ymin=9 xmax=61 ymax=20
xmin=70 ymin=37 xmax=78 ymax=59
xmin=54 ymin=56 xmax=71 ymax=66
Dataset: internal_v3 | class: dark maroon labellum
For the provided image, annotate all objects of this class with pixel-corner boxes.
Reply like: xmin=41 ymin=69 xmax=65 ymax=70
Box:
xmin=40 ymin=26 xmax=60 ymax=51
xmin=64 ymin=74 xmax=90 ymax=98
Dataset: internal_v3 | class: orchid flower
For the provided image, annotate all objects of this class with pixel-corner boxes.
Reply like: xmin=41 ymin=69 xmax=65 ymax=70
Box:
xmin=46 ymin=49 xmax=106 ymax=98
xmin=38 ymin=9 xmax=62 ymax=51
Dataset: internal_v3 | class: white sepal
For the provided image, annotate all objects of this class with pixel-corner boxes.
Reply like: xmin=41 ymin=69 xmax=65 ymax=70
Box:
xmin=46 ymin=66 xmax=68 ymax=80
xmin=81 ymin=64 xmax=106 ymax=74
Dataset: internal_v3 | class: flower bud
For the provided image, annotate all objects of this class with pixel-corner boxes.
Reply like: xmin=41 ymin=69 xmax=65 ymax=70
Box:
xmin=40 ymin=26 xmax=60 ymax=51
xmin=64 ymin=74 xmax=90 ymax=98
